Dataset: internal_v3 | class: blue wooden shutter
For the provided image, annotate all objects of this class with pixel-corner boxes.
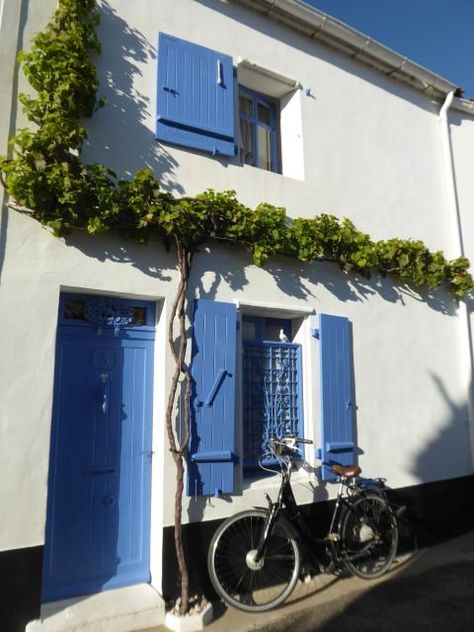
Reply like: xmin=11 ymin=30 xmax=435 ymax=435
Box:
xmin=188 ymin=299 xmax=237 ymax=496
xmin=317 ymin=314 xmax=355 ymax=481
xmin=156 ymin=33 xmax=235 ymax=156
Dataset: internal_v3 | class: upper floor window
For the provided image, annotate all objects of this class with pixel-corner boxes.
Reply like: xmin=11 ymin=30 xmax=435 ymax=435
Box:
xmin=156 ymin=33 xmax=304 ymax=178
xmin=239 ymin=87 xmax=280 ymax=173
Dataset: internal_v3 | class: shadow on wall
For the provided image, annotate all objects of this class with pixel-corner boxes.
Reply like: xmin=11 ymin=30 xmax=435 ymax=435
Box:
xmin=399 ymin=368 xmax=474 ymax=542
xmin=0 ymin=0 xmax=30 ymax=282
xmin=413 ymin=373 xmax=472 ymax=483
xmin=413 ymin=297 xmax=474 ymax=489
xmin=62 ymin=228 xmax=175 ymax=282
xmin=80 ymin=1 xmax=184 ymax=194
xmin=263 ymin=257 xmax=458 ymax=316
xmin=181 ymin=243 xmax=459 ymax=317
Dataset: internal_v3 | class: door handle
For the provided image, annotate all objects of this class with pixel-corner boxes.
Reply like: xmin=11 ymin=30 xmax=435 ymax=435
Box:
xmin=99 ymin=372 xmax=109 ymax=414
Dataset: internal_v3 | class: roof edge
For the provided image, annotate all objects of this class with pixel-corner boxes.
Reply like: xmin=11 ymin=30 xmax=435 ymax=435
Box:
xmin=229 ymin=0 xmax=465 ymax=104
xmin=452 ymin=98 xmax=474 ymax=116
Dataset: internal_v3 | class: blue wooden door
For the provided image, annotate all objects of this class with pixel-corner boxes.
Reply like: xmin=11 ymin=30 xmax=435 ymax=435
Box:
xmin=42 ymin=294 xmax=155 ymax=602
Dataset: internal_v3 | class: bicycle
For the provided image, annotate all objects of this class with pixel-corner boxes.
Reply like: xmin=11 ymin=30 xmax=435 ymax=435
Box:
xmin=207 ymin=436 xmax=402 ymax=612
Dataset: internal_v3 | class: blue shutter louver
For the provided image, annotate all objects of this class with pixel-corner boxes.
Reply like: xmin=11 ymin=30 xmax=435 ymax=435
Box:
xmin=156 ymin=33 xmax=235 ymax=156
xmin=318 ymin=314 xmax=355 ymax=481
xmin=188 ymin=299 xmax=237 ymax=496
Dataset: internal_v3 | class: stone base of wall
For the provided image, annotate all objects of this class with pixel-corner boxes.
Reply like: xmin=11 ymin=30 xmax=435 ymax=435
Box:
xmin=0 ymin=545 xmax=43 ymax=632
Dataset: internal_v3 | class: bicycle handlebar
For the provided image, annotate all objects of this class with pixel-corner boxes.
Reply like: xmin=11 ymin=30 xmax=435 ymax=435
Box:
xmin=265 ymin=436 xmax=313 ymax=459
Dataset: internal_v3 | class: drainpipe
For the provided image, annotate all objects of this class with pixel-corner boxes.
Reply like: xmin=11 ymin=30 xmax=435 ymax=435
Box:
xmin=439 ymin=90 xmax=474 ymax=471
xmin=439 ymin=91 xmax=460 ymax=251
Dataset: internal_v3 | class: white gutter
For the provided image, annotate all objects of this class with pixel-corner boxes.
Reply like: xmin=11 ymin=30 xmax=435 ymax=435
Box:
xmin=452 ymin=97 xmax=474 ymax=115
xmin=439 ymin=91 xmax=474 ymax=469
xmin=230 ymin=0 xmax=467 ymax=104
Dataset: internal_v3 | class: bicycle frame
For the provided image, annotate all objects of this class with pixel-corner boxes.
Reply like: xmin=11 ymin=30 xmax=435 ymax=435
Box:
xmin=254 ymin=453 xmax=397 ymax=572
xmin=254 ymin=459 xmax=352 ymax=569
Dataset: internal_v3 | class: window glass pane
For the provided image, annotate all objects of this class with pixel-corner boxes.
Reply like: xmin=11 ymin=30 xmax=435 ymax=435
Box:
xmin=242 ymin=343 xmax=266 ymax=465
xmin=264 ymin=320 xmax=290 ymax=342
xmin=64 ymin=299 xmax=86 ymax=320
xmin=257 ymin=126 xmax=272 ymax=170
xmin=240 ymin=118 xmax=255 ymax=165
xmin=239 ymin=94 xmax=253 ymax=116
xmin=242 ymin=320 xmax=257 ymax=340
xmin=131 ymin=307 xmax=147 ymax=326
xmin=257 ymin=102 xmax=271 ymax=126
xmin=238 ymin=86 xmax=280 ymax=173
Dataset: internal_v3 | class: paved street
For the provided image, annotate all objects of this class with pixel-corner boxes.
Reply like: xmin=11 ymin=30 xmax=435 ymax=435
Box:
xmin=152 ymin=530 xmax=474 ymax=632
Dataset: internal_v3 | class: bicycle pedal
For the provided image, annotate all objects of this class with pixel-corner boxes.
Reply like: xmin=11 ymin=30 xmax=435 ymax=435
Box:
xmin=326 ymin=533 xmax=340 ymax=542
xmin=300 ymin=563 xmax=316 ymax=583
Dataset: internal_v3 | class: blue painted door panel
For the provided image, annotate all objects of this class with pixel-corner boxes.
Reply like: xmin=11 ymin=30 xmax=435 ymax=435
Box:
xmin=43 ymin=298 xmax=155 ymax=602
xmin=187 ymin=299 xmax=237 ymax=496
xmin=319 ymin=314 xmax=355 ymax=481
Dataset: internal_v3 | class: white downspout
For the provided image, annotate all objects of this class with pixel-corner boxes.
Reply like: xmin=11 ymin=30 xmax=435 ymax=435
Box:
xmin=439 ymin=91 xmax=474 ymax=471
xmin=439 ymin=90 xmax=460 ymax=252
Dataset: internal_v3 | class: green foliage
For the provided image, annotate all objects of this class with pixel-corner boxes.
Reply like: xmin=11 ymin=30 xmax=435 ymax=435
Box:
xmin=1 ymin=0 xmax=473 ymax=300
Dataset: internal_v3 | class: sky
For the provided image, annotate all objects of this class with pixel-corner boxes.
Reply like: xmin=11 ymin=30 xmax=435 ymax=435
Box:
xmin=305 ymin=0 xmax=474 ymax=98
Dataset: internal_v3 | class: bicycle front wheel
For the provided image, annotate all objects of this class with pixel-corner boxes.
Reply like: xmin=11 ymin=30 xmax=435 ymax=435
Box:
xmin=208 ymin=509 xmax=301 ymax=612
xmin=340 ymin=493 xmax=398 ymax=579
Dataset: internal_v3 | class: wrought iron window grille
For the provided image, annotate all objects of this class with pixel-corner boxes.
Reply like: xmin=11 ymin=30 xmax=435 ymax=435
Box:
xmin=243 ymin=340 xmax=302 ymax=468
xmin=84 ymin=298 xmax=134 ymax=336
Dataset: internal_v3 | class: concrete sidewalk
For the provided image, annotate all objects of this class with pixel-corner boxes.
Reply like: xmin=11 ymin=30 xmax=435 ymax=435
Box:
xmin=152 ymin=530 xmax=474 ymax=632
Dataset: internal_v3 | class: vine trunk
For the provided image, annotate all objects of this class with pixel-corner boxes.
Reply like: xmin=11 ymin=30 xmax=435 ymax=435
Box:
xmin=164 ymin=237 xmax=194 ymax=614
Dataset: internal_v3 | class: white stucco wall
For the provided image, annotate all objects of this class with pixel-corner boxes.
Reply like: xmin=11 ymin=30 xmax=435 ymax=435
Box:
xmin=1 ymin=0 xmax=474 ymax=573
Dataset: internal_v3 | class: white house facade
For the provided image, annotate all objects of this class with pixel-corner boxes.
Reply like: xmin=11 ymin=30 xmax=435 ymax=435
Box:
xmin=1 ymin=0 xmax=474 ymax=630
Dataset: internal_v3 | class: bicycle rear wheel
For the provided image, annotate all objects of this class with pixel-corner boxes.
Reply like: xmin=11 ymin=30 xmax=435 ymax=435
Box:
xmin=208 ymin=509 xmax=301 ymax=612
xmin=340 ymin=493 xmax=398 ymax=579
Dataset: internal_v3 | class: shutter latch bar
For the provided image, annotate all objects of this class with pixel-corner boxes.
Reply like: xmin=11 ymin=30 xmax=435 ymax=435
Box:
xmin=205 ymin=369 xmax=228 ymax=406
xmin=217 ymin=60 xmax=223 ymax=86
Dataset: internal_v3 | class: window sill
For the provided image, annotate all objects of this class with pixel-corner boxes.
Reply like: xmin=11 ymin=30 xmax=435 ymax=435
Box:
xmin=235 ymin=160 xmax=304 ymax=182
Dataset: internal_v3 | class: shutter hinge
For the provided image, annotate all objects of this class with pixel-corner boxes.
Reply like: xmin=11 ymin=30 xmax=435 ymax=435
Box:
xmin=162 ymin=86 xmax=179 ymax=96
